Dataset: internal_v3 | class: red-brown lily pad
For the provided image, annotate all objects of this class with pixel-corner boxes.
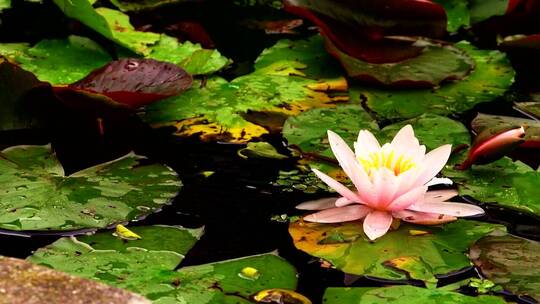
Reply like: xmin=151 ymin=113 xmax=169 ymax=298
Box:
xmin=283 ymin=0 xmax=447 ymax=63
xmin=54 ymin=58 xmax=193 ymax=109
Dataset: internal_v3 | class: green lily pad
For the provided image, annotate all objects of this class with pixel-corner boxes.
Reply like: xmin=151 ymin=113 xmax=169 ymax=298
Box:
xmin=323 ymin=285 xmax=507 ymax=304
xmin=325 ymin=37 xmax=474 ymax=87
xmin=145 ymin=35 xmax=230 ymax=75
xmin=0 ymin=0 xmax=10 ymax=10
xmin=28 ymin=225 xmax=298 ymax=303
xmin=443 ymin=157 xmax=540 ymax=215
xmin=141 ymin=54 xmax=348 ymax=143
xmin=52 ymin=0 xmax=160 ymax=55
xmin=0 ymin=36 xmax=112 ymax=85
xmin=283 ymin=104 xmax=379 ymax=159
xmin=433 ymin=0 xmax=470 ymax=32
xmin=289 ymin=220 xmax=504 ymax=284
xmin=110 ymin=0 xmax=187 ymax=11
xmin=379 ymin=114 xmax=471 ymax=151
xmin=471 ymin=113 xmax=540 ymax=147
xmin=360 ymin=41 xmax=514 ymax=120
xmin=238 ymin=142 xmax=288 ymax=160
xmin=0 ymin=145 xmax=182 ymax=232
xmin=470 ymin=235 xmax=540 ymax=301
xmin=515 ymin=101 xmax=540 ymax=120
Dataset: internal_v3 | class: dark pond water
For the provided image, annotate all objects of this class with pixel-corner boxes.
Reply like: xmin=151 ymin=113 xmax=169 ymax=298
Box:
xmin=0 ymin=1 xmax=539 ymax=304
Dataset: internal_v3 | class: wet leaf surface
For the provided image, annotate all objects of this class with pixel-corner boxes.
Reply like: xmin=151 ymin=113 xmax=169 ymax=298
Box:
xmin=0 ymin=36 xmax=112 ymax=85
xmin=433 ymin=0 xmax=470 ymax=32
xmin=0 ymin=145 xmax=181 ymax=232
xmin=58 ymin=58 xmax=193 ymax=108
xmin=28 ymin=225 xmax=298 ymax=304
xmin=323 ymin=285 xmax=507 ymax=303
xmin=289 ymin=220 xmax=504 ymax=283
xmin=470 ymin=235 xmax=540 ymax=301
xmin=444 ymin=157 xmax=540 ymax=215
xmin=361 ymin=41 xmax=514 ymax=120
xmin=325 ymin=37 xmax=474 ymax=87
xmin=0 ymin=257 xmax=151 ymax=304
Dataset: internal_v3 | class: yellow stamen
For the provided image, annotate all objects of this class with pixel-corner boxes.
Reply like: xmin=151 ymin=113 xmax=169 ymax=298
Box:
xmin=358 ymin=149 xmax=416 ymax=176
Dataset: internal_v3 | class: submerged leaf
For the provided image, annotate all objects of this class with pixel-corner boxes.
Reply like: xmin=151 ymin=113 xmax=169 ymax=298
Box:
xmin=55 ymin=58 xmax=192 ymax=108
xmin=470 ymin=235 xmax=540 ymax=301
xmin=0 ymin=145 xmax=181 ymax=232
xmin=289 ymin=220 xmax=504 ymax=283
xmin=323 ymin=285 xmax=507 ymax=304
xmin=28 ymin=225 xmax=298 ymax=303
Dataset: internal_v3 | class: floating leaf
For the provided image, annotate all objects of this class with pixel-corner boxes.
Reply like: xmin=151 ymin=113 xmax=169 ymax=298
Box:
xmin=253 ymin=289 xmax=312 ymax=304
xmin=141 ymin=39 xmax=349 ymax=143
xmin=283 ymin=0 xmax=447 ymax=63
xmin=323 ymin=285 xmax=507 ymax=304
xmin=470 ymin=235 xmax=540 ymax=301
xmin=0 ymin=36 xmax=112 ymax=85
xmin=360 ymin=41 xmax=514 ymax=120
xmin=433 ymin=0 xmax=470 ymax=32
xmin=444 ymin=157 xmax=540 ymax=215
xmin=28 ymin=225 xmax=298 ymax=303
xmin=0 ymin=145 xmax=181 ymax=232
xmin=514 ymin=101 xmax=540 ymax=120
xmin=54 ymin=58 xmax=193 ymax=109
xmin=325 ymin=37 xmax=474 ymax=87
xmin=0 ymin=257 xmax=151 ymax=304
xmin=145 ymin=35 xmax=230 ymax=75
xmin=471 ymin=113 xmax=540 ymax=148
xmin=283 ymin=104 xmax=378 ymax=159
xmin=238 ymin=142 xmax=288 ymax=160
xmin=0 ymin=58 xmax=48 ymax=132
xmin=289 ymin=220 xmax=504 ymax=283
xmin=52 ymin=0 xmax=160 ymax=55
xmin=110 ymin=0 xmax=188 ymax=11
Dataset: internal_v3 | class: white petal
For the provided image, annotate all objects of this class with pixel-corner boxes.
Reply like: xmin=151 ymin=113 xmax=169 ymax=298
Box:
xmin=296 ymin=197 xmax=339 ymax=210
xmin=386 ymin=185 xmax=427 ymax=211
xmin=415 ymin=144 xmax=452 ymax=187
xmin=425 ymin=177 xmax=453 ymax=187
xmin=391 ymin=125 xmax=420 ymax=155
xmin=303 ymin=205 xmax=371 ymax=223
xmin=393 ymin=210 xmax=457 ymax=225
xmin=336 ymin=197 xmax=355 ymax=207
xmin=424 ymin=189 xmax=458 ymax=204
xmin=407 ymin=201 xmax=485 ymax=217
xmin=371 ymin=168 xmax=399 ymax=209
xmin=312 ymin=168 xmax=361 ymax=203
xmin=363 ymin=210 xmax=393 ymax=240
xmin=354 ymin=129 xmax=380 ymax=159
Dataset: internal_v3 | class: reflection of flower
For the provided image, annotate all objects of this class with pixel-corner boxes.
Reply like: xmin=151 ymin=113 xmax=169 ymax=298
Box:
xmin=297 ymin=125 xmax=484 ymax=241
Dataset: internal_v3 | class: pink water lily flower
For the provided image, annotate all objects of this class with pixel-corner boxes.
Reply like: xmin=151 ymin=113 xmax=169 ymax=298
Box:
xmin=296 ymin=125 xmax=484 ymax=241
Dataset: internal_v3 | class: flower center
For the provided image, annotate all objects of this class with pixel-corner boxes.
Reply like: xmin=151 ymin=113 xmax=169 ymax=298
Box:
xmin=358 ymin=150 xmax=415 ymax=176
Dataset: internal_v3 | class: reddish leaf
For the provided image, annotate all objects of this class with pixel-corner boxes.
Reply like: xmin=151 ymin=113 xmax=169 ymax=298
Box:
xmin=283 ymin=0 xmax=447 ymax=63
xmin=500 ymin=33 xmax=540 ymax=50
xmin=165 ymin=21 xmax=216 ymax=49
xmin=54 ymin=58 xmax=192 ymax=109
xmin=240 ymin=19 xmax=304 ymax=34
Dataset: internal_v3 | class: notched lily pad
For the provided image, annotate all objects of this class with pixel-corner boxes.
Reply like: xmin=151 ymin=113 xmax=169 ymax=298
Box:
xmin=0 ymin=145 xmax=182 ymax=232
xmin=0 ymin=257 xmax=151 ymax=304
xmin=323 ymin=285 xmax=507 ymax=304
xmin=444 ymin=157 xmax=540 ymax=216
xmin=28 ymin=225 xmax=298 ymax=303
xmin=54 ymin=58 xmax=193 ymax=109
xmin=361 ymin=41 xmax=515 ymax=120
xmin=289 ymin=220 xmax=504 ymax=284
xmin=470 ymin=235 xmax=540 ymax=301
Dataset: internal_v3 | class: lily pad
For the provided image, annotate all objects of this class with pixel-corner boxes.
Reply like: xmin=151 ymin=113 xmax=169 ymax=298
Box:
xmin=514 ymin=101 xmax=540 ymax=120
xmin=325 ymin=37 xmax=474 ymax=87
xmin=360 ymin=41 xmax=514 ymax=120
xmin=0 ymin=36 xmax=112 ymax=85
xmin=433 ymin=0 xmax=470 ymax=32
xmin=0 ymin=257 xmax=151 ymax=304
xmin=289 ymin=220 xmax=504 ymax=284
xmin=52 ymin=0 xmax=160 ymax=55
xmin=28 ymin=225 xmax=298 ymax=303
xmin=145 ymin=35 xmax=230 ymax=75
xmin=55 ymin=58 xmax=193 ymax=109
xmin=283 ymin=104 xmax=378 ymax=158
xmin=323 ymin=285 xmax=507 ymax=304
xmin=0 ymin=58 xmax=48 ymax=132
xmin=443 ymin=157 xmax=540 ymax=215
xmin=470 ymin=235 xmax=540 ymax=301
xmin=141 ymin=39 xmax=349 ymax=143
xmin=379 ymin=114 xmax=471 ymax=151
xmin=0 ymin=145 xmax=181 ymax=232
xmin=471 ymin=113 xmax=540 ymax=148
xmin=110 ymin=0 xmax=188 ymax=11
